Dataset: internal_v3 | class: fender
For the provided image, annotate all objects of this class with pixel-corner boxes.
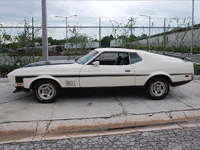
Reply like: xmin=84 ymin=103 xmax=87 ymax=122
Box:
xmin=148 ymin=71 xmax=171 ymax=80
xmin=145 ymin=71 xmax=173 ymax=85
xmin=24 ymin=75 xmax=62 ymax=89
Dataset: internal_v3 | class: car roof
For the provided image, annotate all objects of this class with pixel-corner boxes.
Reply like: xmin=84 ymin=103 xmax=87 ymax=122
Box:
xmin=95 ymin=48 xmax=153 ymax=56
xmin=95 ymin=48 xmax=140 ymax=53
xmin=94 ymin=48 xmax=183 ymax=62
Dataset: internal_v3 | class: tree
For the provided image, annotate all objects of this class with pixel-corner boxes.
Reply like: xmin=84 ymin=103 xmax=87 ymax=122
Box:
xmin=48 ymin=37 xmax=54 ymax=45
xmin=35 ymin=37 xmax=42 ymax=44
xmin=101 ymin=35 xmax=114 ymax=48
xmin=140 ymin=33 xmax=147 ymax=38
xmin=14 ymin=18 xmax=31 ymax=49
xmin=67 ymin=33 xmax=89 ymax=50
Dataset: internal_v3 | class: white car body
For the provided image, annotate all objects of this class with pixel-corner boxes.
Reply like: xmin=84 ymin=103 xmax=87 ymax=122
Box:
xmin=8 ymin=48 xmax=194 ymax=102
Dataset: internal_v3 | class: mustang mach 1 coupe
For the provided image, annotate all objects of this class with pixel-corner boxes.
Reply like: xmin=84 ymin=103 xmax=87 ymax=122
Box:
xmin=8 ymin=48 xmax=194 ymax=103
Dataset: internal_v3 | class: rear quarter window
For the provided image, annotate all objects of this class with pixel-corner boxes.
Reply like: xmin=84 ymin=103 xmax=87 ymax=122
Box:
xmin=130 ymin=53 xmax=142 ymax=64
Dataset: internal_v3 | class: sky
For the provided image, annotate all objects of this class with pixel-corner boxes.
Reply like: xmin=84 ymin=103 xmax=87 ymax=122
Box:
xmin=0 ymin=0 xmax=200 ymax=39
xmin=0 ymin=0 xmax=199 ymax=26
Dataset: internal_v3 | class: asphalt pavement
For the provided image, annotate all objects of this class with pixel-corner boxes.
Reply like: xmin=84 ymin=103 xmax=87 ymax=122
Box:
xmin=1 ymin=126 xmax=200 ymax=150
xmin=0 ymin=77 xmax=200 ymax=144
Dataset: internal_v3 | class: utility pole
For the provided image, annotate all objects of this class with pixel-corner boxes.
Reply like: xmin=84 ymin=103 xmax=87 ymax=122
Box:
xmin=191 ymin=0 xmax=194 ymax=58
xmin=163 ymin=18 xmax=166 ymax=54
xmin=149 ymin=16 xmax=151 ymax=51
xmin=140 ymin=15 xmax=151 ymax=51
xmin=42 ymin=0 xmax=48 ymax=61
xmin=55 ymin=15 xmax=77 ymax=51
xmin=99 ymin=17 xmax=101 ymax=48
xmin=32 ymin=17 xmax=35 ymax=63
xmin=131 ymin=17 xmax=133 ymax=36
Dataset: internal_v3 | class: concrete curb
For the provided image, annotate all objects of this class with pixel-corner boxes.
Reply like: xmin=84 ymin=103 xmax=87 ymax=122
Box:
xmin=1 ymin=109 xmax=200 ymax=143
xmin=0 ymin=78 xmax=8 ymax=83
xmin=194 ymin=75 xmax=200 ymax=80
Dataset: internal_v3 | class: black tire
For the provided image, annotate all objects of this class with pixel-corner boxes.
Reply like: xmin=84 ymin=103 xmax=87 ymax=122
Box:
xmin=146 ymin=77 xmax=170 ymax=100
xmin=33 ymin=80 xmax=60 ymax=103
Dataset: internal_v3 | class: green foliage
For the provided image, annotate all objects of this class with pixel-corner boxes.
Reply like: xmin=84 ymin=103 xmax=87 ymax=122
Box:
xmin=35 ymin=37 xmax=42 ymax=44
xmin=35 ymin=57 xmax=42 ymax=62
xmin=0 ymin=18 xmax=38 ymax=75
xmin=109 ymin=17 xmax=138 ymax=48
xmin=2 ymin=33 xmax=12 ymax=41
xmin=14 ymin=18 xmax=32 ymax=49
xmin=194 ymin=64 xmax=200 ymax=75
xmin=101 ymin=35 xmax=114 ymax=47
xmin=193 ymin=45 xmax=200 ymax=54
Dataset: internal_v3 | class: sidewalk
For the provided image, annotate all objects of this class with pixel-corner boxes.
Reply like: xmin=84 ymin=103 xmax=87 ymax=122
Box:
xmin=1 ymin=110 xmax=200 ymax=144
xmin=194 ymin=75 xmax=200 ymax=80
xmin=0 ymin=77 xmax=200 ymax=144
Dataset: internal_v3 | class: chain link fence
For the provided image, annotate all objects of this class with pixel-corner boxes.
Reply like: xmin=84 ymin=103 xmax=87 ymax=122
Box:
xmin=1 ymin=17 xmax=200 ymax=77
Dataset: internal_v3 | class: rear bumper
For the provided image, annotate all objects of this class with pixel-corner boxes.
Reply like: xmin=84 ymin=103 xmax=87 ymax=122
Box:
xmin=172 ymin=80 xmax=192 ymax=87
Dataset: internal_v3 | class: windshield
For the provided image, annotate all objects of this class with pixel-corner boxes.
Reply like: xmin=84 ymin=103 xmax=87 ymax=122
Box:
xmin=76 ymin=50 xmax=99 ymax=65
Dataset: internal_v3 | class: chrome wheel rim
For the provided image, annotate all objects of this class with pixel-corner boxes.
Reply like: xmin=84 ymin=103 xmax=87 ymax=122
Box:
xmin=150 ymin=81 xmax=166 ymax=97
xmin=38 ymin=84 xmax=55 ymax=100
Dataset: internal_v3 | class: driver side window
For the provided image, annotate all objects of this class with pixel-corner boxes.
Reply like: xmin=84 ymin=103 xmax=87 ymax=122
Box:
xmin=92 ymin=52 xmax=130 ymax=65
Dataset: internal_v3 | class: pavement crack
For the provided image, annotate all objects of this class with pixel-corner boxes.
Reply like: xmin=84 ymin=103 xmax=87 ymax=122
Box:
xmin=166 ymin=112 xmax=184 ymax=128
xmin=183 ymin=111 xmax=200 ymax=128
xmin=32 ymin=121 xmax=39 ymax=141
xmin=114 ymin=97 xmax=126 ymax=115
xmin=170 ymin=94 xmax=195 ymax=109
xmin=175 ymin=122 xmax=185 ymax=128
xmin=0 ymin=95 xmax=33 ymax=105
xmin=50 ymin=103 xmax=55 ymax=120
xmin=166 ymin=112 xmax=173 ymax=119
xmin=182 ymin=111 xmax=190 ymax=120
xmin=45 ymin=121 xmax=52 ymax=133
xmin=44 ymin=103 xmax=55 ymax=132
xmin=35 ymin=121 xmax=39 ymax=133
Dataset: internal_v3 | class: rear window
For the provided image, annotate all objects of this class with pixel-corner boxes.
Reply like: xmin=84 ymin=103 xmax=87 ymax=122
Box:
xmin=130 ymin=53 xmax=142 ymax=64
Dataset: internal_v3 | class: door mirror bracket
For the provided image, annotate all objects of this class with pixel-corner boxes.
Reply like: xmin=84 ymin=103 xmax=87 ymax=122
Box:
xmin=92 ymin=61 xmax=100 ymax=66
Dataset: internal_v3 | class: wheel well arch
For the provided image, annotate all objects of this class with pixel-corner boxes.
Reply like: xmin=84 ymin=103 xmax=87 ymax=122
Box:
xmin=30 ymin=78 xmax=61 ymax=90
xmin=145 ymin=75 xmax=172 ymax=87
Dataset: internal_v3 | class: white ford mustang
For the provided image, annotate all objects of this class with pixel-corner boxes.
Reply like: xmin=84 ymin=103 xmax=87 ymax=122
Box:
xmin=8 ymin=48 xmax=194 ymax=103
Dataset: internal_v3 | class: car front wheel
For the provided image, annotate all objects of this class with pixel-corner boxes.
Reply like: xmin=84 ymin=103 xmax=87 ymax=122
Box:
xmin=33 ymin=80 xmax=60 ymax=103
xmin=146 ymin=77 xmax=170 ymax=100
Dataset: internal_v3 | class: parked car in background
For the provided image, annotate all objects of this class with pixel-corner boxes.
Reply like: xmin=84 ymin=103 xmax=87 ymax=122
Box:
xmin=18 ymin=42 xmax=56 ymax=53
xmin=8 ymin=48 xmax=194 ymax=103
xmin=56 ymin=45 xmax=64 ymax=52
xmin=53 ymin=45 xmax=64 ymax=55
xmin=0 ymin=47 xmax=12 ymax=53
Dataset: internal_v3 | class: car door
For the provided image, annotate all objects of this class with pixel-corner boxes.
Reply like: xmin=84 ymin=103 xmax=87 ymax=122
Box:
xmin=79 ymin=52 xmax=135 ymax=87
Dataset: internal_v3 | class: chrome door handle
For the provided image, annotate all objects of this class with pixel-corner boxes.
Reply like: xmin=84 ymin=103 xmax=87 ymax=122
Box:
xmin=125 ymin=70 xmax=130 ymax=72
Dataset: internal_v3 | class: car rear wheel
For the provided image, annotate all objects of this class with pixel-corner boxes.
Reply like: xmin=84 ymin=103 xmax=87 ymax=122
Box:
xmin=33 ymin=80 xmax=60 ymax=103
xmin=146 ymin=77 xmax=170 ymax=100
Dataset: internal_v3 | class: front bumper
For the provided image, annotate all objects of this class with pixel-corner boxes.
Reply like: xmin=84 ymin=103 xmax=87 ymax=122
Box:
xmin=13 ymin=87 xmax=30 ymax=93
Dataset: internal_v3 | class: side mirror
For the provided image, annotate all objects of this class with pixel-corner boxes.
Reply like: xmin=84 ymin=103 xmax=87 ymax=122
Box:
xmin=92 ymin=61 xmax=100 ymax=66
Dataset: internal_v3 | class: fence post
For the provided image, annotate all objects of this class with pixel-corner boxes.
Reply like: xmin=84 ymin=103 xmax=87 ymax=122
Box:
xmin=131 ymin=17 xmax=133 ymax=36
xmin=42 ymin=0 xmax=48 ymax=61
xmin=191 ymin=0 xmax=194 ymax=58
xmin=32 ymin=17 xmax=35 ymax=63
xmin=99 ymin=17 xmax=101 ymax=48
xmin=163 ymin=18 xmax=166 ymax=54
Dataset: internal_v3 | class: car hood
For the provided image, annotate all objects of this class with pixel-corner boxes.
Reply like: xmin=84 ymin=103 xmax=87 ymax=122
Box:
xmin=23 ymin=60 xmax=74 ymax=67
xmin=8 ymin=60 xmax=83 ymax=77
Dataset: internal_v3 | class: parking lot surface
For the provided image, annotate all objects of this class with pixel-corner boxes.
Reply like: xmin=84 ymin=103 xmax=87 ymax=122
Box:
xmin=0 ymin=79 xmax=200 ymax=123
xmin=0 ymin=78 xmax=200 ymax=143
